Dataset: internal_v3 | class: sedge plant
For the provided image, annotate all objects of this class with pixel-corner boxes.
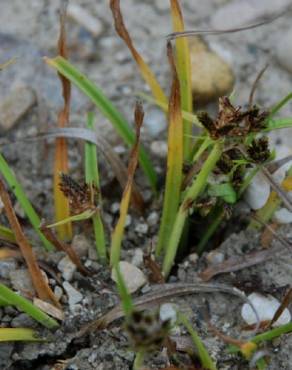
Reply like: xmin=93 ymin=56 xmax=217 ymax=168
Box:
xmin=45 ymin=0 xmax=292 ymax=277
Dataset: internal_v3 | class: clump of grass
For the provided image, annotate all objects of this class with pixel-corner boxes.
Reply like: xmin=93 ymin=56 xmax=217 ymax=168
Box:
xmin=45 ymin=1 xmax=292 ymax=279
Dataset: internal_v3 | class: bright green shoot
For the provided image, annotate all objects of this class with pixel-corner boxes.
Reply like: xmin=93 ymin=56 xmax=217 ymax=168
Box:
xmin=0 ymin=154 xmax=53 ymax=251
xmin=178 ymin=312 xmax=217 ymax=370
xmin=0 ymin=284 xmax=59 ymax=329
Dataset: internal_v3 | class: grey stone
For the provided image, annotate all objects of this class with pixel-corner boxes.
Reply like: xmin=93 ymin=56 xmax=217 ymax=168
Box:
xmin=9 ymin=269 xmax=35 ymax=294
xmin=147 ymin=211 xmax=159 ymax=227
xmin=0 ymin=86 xmax=35 ymax=131
xmin=134 ymin=222 xmax=148 ymax=234
xmin=63 ymin=282 xmax=83 ymax=307
xmin=72 ymin=234 xmax=90 ymax=258
xmin=211 ymin=0 xmax=291 ymax=29
xmin=111 ymin=261 xmax=147 ymax=293
xmin=150 ymin=141 xmax=168 ymax=158
xmin=11 ymin=313 xmax=36 ymax=328
xmin=276 ymin=28 xmax=292 ymax=74
xmin=58 ymin=256 xmax=77 ymax=281
xmin=0 ymin=259 xmax=17 ymax=279
xmin=144 ymin=108 xmax=166 ymax=138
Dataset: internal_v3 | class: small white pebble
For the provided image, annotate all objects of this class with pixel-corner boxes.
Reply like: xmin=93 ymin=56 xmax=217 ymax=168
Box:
xmin=241 ymin=293 xmax=291 ymax=327
xmin=111 ymin=261 xmax=147 ymax=293
xmin=111 ymin=202 xmax=120 ymax=214
xmin=58 ymin=256 xmax=76 ymax=282
xmin=189 ymin=253 xmax=199 ymax=264
xmin=147 ymin=211 xmax=159 ymax=227
xmin=206 ymin=251 xmax=225 ymax=265
xmin=63 ymin=282 xmax=83 ymax=307
xmin=135 ymin=222 xmax=148 ymax=234
xmin=245 ymin=172 xmax=270 ymax=210
xmin=131 ymin=248 xmax=144 ymax=267
xmin=159 ymin=303 xmax=177 ymax=324
xmin=274 ymin=207 xmax=292 ymax=224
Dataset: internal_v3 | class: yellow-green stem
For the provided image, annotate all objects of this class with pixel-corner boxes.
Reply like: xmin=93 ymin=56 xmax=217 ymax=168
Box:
xmin=163 ymin=142 xmax=222 ymax=276
xmin=85 ymin=112 xmax=107 ymax=262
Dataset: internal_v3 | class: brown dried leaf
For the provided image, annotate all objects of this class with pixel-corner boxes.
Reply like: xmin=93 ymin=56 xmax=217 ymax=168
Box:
xmin=0 ymin=248 xmax=21 ymax=259
xmin=260 ymin=222 xmax=279 ymax=249
xmin=143 ymin=253 xmax=165 ymax=284
xmin=269 ymin=288 xmax=292 ymax=328
xmin=0 ymin=179 xmax=60 ymax=307
xmin=54 ymin=0 xmax=72 ymax=239
xmin=109 ymin=0 xmax=166 ymax=104
xmin=40 ymin=223 xmax=89 ymax=276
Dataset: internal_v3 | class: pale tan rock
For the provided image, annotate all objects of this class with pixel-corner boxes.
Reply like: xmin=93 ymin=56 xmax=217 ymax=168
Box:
xmin=111 ymin=261 xmax=147 ymax=293
xmin=0 ymin=86 xmax=36 ymax=131
xmin=190 ymin=38 xmax=234 ymax=104
xmin=33 ymin=298 xmax=64 ymax=321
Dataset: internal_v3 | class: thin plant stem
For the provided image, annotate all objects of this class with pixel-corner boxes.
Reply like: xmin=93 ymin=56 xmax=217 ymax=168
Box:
xmin=133 ymin=350 xmax=145 ymax=370
xmin=163 ymin=142 xmax=222 ymax=276
xmin=85 ymin=112 xmax=107 ymax=262
xmin=269 ymin=92 xmax=292 ymax=117
xmin=178 ymin=312 xmax=217 ymax=370
xmin=0 ymin=154 xmax=53 ymax=251
xmin=196 ymin=206 xmax=224 ymax=254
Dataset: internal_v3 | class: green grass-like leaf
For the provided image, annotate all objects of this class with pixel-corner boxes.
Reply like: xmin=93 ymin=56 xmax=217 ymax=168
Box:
xmin=114 ymin=263 xmax=133 ymax=318
xmin=0 ymin=284 xmax=59 ymax=329
xmin=0 ymin=328 xmax=43 ymax=342
xmin=178 ymin=312 xmax=217 ymax=370
xmin=85 ymin=112 xmax=107 ymax=262
xmin=163 ymin=142 xmax=222 ymax=276
xmin=264 ymin=118 xmax=292 ymax=131
xmin=0 ymin=154 xmax=53 ymax=251
xmin=228 ymin=321 xmax=292 ymax=354
xmin=156 ymin=45 xmax=183 ymax=256
xmin=45 ymin=56 xmax=157 ymax=191
xmin=0 ymin=224 xmax=16 ymax=243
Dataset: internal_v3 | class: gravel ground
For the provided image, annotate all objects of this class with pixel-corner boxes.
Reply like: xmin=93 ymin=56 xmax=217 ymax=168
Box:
xmin=0 ymin=0 xmax=291 ymax=369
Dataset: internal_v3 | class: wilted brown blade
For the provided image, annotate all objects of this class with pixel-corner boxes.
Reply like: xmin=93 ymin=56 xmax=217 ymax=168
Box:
xmin=40 ymin=223 xmax=89 ymax=276
xmin=0 ymin=179 xmax=60 ymax=307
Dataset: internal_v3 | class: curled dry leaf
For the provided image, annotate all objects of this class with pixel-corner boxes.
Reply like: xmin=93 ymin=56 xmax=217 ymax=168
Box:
xmin=167 ymin=8 xmax=289 ymax=40
xmin=200 ymin=219 xmax=291 ymax=281
xmin=109 ymin=0 xmax=166 ymax=104
xmin=77 ymin=282 xmax=259 ymax=337
xmin=0 ymin=179 xmax=60 ymax=307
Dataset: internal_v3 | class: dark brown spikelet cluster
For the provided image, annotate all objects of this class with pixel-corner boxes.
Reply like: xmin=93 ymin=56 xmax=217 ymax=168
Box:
xmin=59 ymin=173 xmax=98 ymax=215
xmin=198 ymin=97 xmax=268 ymax=139
xmin=125 ymin=309 xmax=171 ymax=352
xmin=247 ymin=137 xmax=271 ymax=163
